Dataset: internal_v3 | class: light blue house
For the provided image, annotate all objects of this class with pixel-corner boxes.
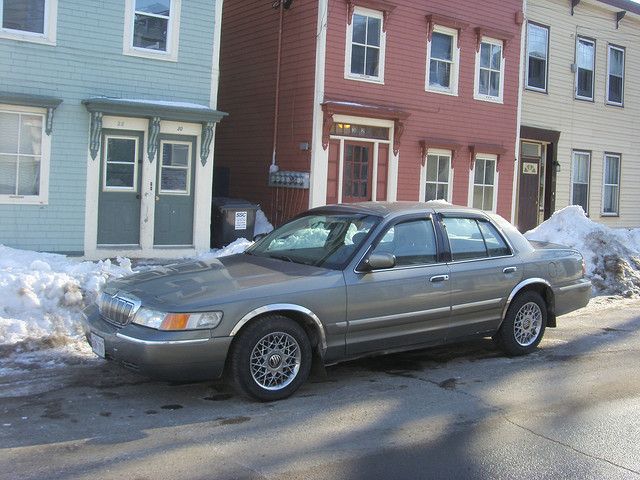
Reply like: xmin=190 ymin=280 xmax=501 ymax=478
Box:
xmin=0 ymin=0 xmax=226 ymax=259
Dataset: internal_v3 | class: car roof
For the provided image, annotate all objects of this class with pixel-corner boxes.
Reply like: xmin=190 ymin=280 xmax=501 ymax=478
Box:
xmin=306 ymin=201 xmax=489 ymax=219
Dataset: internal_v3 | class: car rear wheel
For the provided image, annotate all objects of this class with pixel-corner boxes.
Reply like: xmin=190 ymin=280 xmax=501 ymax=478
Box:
xmin=494 ymin=291 xmax=547 ymax=356
xmin=229 ymin=314 xmax=312 ymax=401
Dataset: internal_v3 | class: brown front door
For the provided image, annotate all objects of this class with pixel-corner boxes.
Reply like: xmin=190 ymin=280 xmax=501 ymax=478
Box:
xmin=517 ymin=156 xmax=541 ymax=232
xmin=342 ymin=141 xmax=373 ymax=203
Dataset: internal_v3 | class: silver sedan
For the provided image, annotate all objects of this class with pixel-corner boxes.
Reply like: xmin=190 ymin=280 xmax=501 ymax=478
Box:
xmin=82 ymin=202 xmax=591 ymax=401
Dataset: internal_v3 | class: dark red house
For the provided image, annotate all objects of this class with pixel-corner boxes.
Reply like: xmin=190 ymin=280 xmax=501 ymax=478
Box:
xmin=215 ymin=0 xmax=523 ymax=225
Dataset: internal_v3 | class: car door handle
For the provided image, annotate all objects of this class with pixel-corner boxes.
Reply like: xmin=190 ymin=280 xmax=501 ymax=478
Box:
xmin=503 ymin=267 xmax=517 ymax=274
xmin=430 ymin=275 xmax=449 ymax=283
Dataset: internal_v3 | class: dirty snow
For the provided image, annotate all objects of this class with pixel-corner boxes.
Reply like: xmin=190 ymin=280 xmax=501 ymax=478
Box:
xmin=0 ymin=206 xmax=638 ymax=357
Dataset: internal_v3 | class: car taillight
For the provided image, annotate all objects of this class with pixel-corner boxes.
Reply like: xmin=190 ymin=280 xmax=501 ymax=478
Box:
xmin=581 ymin=257 xmax=586 ymax=278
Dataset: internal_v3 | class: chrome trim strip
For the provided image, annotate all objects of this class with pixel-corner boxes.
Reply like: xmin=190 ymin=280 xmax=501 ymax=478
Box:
xmin=451 ymin=298 xmax=502 ymax=312
xmin=350 ymin=306 xmax=451 ymax=328
xmin=115 ymin=333 xmax=210 ymax=346
xmin=559 ymin=279 xmax=592 ymax=292
xmin=230 ymin=303 xmax=328 ymax=352
xmin=501 ymin=277 xmax=552 ymax=318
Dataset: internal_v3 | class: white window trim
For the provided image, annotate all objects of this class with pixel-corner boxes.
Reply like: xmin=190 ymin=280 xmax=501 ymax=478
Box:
xmin=602 ymin=153 xmax=620 ymax=216
xmin=425 ymin=25 xmax=459 ymax=96
xmin=606 ymin=45 xmax=624 ymax=107
xmin=0 ymin=104 xmax=51 ymax=205
xmin=344 ymin=6 xmax=386 ymax=85
xmin=570 ymin=150 xmax=591 ymax=215
xmin=102 ymin=135 xmax=140 ymax=192
xmin=123 ymin=0 xmax=181 ymax=62
xmin=158 ymin=139 xmax=192 ymax=195
xmin=420 ymin=148 xmax=453 ymax=202
xmin=0 ymin=0 xmax=57 ymax=45
xmin=575 ymin=37 xmax=595 ymax=101
xmin=468 ymin=154 xmax=498 ymax=212
xmin=474 ymin=36 xmax=505 ymax=103
xmin=525 ymin=22 xmax=549 ymax=93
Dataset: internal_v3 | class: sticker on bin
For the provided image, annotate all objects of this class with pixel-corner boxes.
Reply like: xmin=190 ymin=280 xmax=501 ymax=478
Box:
xmin=235 ymin=211 xmax=248 ymax=230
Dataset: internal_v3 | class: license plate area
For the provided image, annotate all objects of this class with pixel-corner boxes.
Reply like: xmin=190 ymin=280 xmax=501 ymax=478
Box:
xmin=90 ymin=332 xmax=105 ymax=358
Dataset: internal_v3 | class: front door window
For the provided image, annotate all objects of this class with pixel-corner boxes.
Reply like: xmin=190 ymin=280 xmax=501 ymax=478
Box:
xmin=343 ymin=143 xmax=371 ymax=203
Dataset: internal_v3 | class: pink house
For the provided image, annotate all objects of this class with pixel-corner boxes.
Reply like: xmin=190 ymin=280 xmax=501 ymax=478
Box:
xmin=215 ymin=0 xmax=523 ymax=225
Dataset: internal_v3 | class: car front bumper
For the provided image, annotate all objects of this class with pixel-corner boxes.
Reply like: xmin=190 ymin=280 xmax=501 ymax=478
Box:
xmin=81 ymin=304 xmax=233 ymax=381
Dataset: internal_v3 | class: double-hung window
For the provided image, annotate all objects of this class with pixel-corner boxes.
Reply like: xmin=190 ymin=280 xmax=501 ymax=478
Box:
xmin=346 ymin=7 xmax=385 ymax=83
xmin=571 ymin=151 xmax=591 ymax=215
xmin=575 ymin=37 xmax=595 ymax=101
xmin=526 ymin=22 xmax=549 ymax=92
xmin=426 ymin=27 xmax=459 ymax=95
xmin=124 ymin=0 xmax=181 ymax=61
xmin=424 ymin=151 xmax=452 ymax=202
xmin=607 ymin=45 xmax=625 ymax=106
xmin=0 ymin=106 xmax=50 ymax=204
xmin=602 ymin=154 xmax=620 ymax=215
xmin=470 ymin=155 xmax=497 ymax=211
xmin=0 ymin=0 xmax=57 ymax=44
xmin=475 ymin=38 xmax=504 ymax=102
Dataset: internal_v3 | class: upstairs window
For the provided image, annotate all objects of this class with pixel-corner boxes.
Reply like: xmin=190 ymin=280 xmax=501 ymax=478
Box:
xmin=576 ymin=37 xmax=595 ymax=101
xmin=607 ymin=45 xmax=625 ymax=106
xmin=124 ymin=0 xmax=181 ymax=61
xmin=526 ymin=22 xmax=549 ymax=92
xmin=426 ymin=27 xmax=459 ymax=95
xmin=0 ymin=0 xmax=57 ymax=44
xmin=475 ymin=38 xmax=504 ymax=102
xmin=346 ymin=7 xmax=385 ymax=83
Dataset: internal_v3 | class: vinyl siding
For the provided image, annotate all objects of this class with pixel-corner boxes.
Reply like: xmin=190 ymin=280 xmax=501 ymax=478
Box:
xmin=522 ymin=0 xmax=640 ymax=227
xmin=0 ymin=0 xmax=218 ymax=254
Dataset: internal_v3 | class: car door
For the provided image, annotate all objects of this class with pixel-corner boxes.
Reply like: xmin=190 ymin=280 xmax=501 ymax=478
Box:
xmin=343 ymin=216 xmax=452 ymax=356
xmin=439 ymin=215 xmax=522 ymax=339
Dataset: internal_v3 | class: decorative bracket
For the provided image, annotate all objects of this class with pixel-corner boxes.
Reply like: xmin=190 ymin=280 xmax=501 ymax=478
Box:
xmin=147 ymin=117 xmax=161 ymax=163
xmin=419 ymin=139 xmax=462 ymax=167
xmin=425 ymin=14 xmax=468 ymax=49
xmin=89 ymin=112 xmax=103 ymax=160
xmin=475 ymin=26 xmax=513 ymax=58
xmin=200 ymin=122 xmax=215 ymax=166
xmin=616 ymin=11 xmax=626 ymax=29
xmin=393 ymin=120 xmax=404 ymax=156
xmin=346 ymin=0 xmax=396 ymax=32
xmin=469 ymin=144 xmax=507 ymax=171
xmin=45 ymin=107 xmax=55 ymax=136
xmin=322 ymin=109 xmax=335 ymax=150
xmin=571 ymin=0 xmax=580 ymax=15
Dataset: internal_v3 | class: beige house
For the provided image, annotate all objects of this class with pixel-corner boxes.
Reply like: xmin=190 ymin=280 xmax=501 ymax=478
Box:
xmin=517 ymin=0 xmax=640 ymax=232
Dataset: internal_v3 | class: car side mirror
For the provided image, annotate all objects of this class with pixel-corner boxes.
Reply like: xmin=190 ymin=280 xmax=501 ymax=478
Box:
xmin=359 ymin=252 xmax=396 ymax=271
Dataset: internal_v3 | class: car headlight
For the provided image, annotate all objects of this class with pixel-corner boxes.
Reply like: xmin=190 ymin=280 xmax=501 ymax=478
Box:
xmin=132 ymin=307 xmax=223 ymax=330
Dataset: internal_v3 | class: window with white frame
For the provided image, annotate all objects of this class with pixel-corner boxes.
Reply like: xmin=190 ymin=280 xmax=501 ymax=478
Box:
xmin=424 ymin=151 xmax=452 ymax=202
xmin=0 ymin=0 xmax=57 ymax=44
xmin=571 ymin=151 xmax=590 ymax=214
xmin=526 ymin=22 xmax=549 ymax=92
xmin=475 ymin=37 xmax=504 ymax=102
xmin=602 ymin=154 xmax=620 ymax=215
xmin=426 ymin=27 xmax=459 ymax=94
xmin=0 ymin=106 xmax=50 ymax=204
xmin=470 ymin=156 xmax=497 ymax=211
xmin=124 ymin=0 xmax=180 ymax=61
xmin=607 ymin=45 xmax=625 ymax=106
xmin=346 ymin=7 xmax=385 ymax=83
xmin=576 ymin=37 xmax=595 ymax=101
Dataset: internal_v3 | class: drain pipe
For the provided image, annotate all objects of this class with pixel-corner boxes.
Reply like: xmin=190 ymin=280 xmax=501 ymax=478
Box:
xmin=270 ymin=0 xmax=285 ymax=174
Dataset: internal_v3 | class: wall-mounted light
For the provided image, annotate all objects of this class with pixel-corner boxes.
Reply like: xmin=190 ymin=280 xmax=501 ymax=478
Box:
xmin=553 ymin=160 xmax=561 ymax=173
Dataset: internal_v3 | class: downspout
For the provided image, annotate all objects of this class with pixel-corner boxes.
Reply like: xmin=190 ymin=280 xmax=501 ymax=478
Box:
xmin=271 ymin=1 xmax=285 ymax=173
xmin=512 ymin=1 xmax=527 ymax=224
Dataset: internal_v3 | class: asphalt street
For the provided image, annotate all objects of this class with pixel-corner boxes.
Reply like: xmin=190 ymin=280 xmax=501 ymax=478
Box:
xmin=1 ymin=297 xmax=639 ymax=480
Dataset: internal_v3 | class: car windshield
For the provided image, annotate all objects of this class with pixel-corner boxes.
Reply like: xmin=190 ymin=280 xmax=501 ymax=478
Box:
xmin=246 ymin=213 xmax=380 ymax=269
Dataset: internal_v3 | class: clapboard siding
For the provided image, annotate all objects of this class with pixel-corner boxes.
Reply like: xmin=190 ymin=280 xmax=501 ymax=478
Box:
xmin=522 ymin=0 xmax=640 ymax=228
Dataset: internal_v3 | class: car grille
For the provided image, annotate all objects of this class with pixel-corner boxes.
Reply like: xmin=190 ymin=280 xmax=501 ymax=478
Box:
xmin=99 ymin=291 xmax=140 ymax=327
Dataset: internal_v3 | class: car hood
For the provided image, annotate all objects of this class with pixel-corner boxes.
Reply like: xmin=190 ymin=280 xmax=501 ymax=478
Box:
xmin=103 ymin=254 xmax=341 ymax=311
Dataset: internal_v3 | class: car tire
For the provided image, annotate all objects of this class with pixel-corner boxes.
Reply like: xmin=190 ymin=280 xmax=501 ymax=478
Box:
xmin=229 ymin=314 xmax=312 ymax=401
xmin=494 ymin=291 xmax=547 ymax=356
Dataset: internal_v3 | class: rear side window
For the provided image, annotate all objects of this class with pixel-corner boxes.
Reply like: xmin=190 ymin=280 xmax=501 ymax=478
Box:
xmin=443 ymin=217 xmax=511 ymax=260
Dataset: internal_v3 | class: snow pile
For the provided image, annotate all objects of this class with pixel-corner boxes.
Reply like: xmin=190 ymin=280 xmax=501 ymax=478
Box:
xmin=525 ymin=206 xmax=640 ymax=297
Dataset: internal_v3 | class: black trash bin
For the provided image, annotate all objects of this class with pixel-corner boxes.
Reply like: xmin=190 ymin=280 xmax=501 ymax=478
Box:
xmin=211 ymin=197 xmax=260 ymax=248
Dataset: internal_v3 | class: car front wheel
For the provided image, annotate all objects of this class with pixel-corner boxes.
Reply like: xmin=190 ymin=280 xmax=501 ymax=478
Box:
xmin=229 ymin=314 xmax=312 ymax=401
xmin=494 ymin=291 xmax=547 ymax=356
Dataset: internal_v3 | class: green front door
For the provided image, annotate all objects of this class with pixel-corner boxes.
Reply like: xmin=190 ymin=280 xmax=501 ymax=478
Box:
xmin=153 ymin=135 xmax=196 ymax=246
xmin=97 ymin=131 xmax=143 ymax=245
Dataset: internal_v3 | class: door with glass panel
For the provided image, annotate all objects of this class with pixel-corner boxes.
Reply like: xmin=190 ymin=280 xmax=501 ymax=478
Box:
xmin=153 ymin=135 xmax=196 ymax=246
xmin=342 ymin=141 xmax=373 ymax=203
xmin=97 ymin=131 xmax=143 ymax=245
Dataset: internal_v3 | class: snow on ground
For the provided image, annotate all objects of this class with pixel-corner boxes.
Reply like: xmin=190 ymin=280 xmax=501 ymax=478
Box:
xmin=0 ymin=206 xmax=639 ymax=359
